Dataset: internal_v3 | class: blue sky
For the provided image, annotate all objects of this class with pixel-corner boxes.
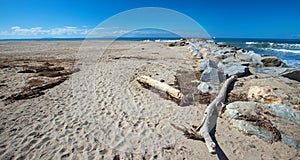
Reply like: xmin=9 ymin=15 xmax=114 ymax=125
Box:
xmin=1 ymin=0 xmax=300 ymax=39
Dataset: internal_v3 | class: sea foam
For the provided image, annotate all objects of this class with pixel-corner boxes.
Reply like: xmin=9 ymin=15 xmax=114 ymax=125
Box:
xmin=271 ymin=48 xmax=300 ymax=54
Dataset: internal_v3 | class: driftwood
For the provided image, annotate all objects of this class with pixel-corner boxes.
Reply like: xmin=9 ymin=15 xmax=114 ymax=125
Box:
xmin=172 ymin=75 xmax=237 ymax=153
xmin=136 ymin=75 xmax=237 ymax=153
xmin=136 ymin=75 xmax=183 ymax=100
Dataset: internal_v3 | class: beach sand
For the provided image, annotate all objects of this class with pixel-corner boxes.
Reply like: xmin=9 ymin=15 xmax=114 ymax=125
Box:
xmin=0 ymin=40 xmax=298 ymax=159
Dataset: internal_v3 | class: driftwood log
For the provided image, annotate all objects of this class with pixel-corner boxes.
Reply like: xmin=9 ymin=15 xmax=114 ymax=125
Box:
xmin=136 ymin=75 xmax=237 ymax=153
xmin=172 ymin=75 xmax=237 ymax=153
xmin=136 ymin=75 xmax=183 ymax=100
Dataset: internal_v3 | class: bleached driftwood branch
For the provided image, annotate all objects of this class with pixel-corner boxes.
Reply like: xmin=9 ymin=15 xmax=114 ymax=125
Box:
xmin=136 ymin=75 xmax=237 ymax=153
xmin=172 ymin=75 xmax=237 ymax=153
xmin=136 ymin=75 xmax=183 ymax=100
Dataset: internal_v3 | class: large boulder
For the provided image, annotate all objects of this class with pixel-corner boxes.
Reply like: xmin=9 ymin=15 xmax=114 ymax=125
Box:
xmin=235 ymin=53 xmax=252 ymax=62
xmin=198 ymin=67 xmax=226 ymax=93
xmin=200 ymin=67 xmax=225 ymax=83
xmin=245 ymin=51 xmax=262 ymax=61
xmin=222 ymin=65 xmax=250 ymax=77
xmin=256 ymin=67 xmax=289 ymax=76
xmin=223 ymin=101 xmax=300 ymax=149
xmin=198 ymin=59 xmax=217 ymax=71
xmin=248 ymin=86 xmax=282 ymax=104
xmin=281 ymin=69 xmax=300 ymax=82
xmin=260 ymin=56 xmax=287 ymax=67
xmin=237 ymin=76 xmax=300 ymax=109
xmin=256 ymin=67 xmax=300 ymax=82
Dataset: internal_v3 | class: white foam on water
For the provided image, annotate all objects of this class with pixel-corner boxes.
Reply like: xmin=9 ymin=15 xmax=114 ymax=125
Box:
xmin=271 ymin=48 xmax=300 ymax=54
xmin=154 ymin=39 xmax=181 ymax=42
xmin=245 ymin=42 xmax=258 ymax=45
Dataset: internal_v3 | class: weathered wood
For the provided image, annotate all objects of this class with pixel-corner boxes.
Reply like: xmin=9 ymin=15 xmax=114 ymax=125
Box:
xmin=172 ymin=75 xmax=237 ymax=153
xmin=136 ymin=75 xmax=183 ymax=100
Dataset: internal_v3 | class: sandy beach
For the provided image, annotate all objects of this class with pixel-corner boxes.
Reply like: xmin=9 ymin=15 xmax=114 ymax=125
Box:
xmin=0 ymin=40 xmax=299 ymax=159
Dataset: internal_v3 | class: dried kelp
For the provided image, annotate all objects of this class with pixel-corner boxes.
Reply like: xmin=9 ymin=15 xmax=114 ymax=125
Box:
xmin=235 ymin=114 xmax=281 ymax=143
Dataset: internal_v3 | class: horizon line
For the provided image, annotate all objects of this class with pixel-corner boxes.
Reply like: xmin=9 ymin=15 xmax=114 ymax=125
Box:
xmin=1 ymin=37 xmax=300 ymax=41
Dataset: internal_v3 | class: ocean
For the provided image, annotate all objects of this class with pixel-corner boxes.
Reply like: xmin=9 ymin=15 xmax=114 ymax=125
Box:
xmin=214 ymin=38 xmax=300 ymax=69
xmin=1 ymin=37 xmax=299 ymax=69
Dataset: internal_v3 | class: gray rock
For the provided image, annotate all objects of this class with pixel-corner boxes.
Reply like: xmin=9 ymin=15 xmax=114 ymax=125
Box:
xmin=192 ymin=49 xmax=201 ymax=57
xmin=223 ymin=101 xmax=300 ymax=149
xmin=246 ymin=51 xmax=262 ymax=61
xmin=222 ymin=56 xmax=239 ymax=64
xmin=281 ymin=69 xmax=300 ymax=82
xmin=223 ymin=65 xmax=250 ymax=77
xmin=256 ymin=67 xmax=288 ymax=75
xmin=200 ymin=67 xmax=226 ymax=84
xmin=235 ymin=53 xmax=252 ymax=62
xmin=214 ymin=54 xmax=228 ymax=60
xmin=197 ymin=82 xmax=212 ymax=93
xmin=256 ymin=67 xmax=300 ymax=82
xmin=216 ymin=48 xmax=236 ymax=55
xmin=198 ymin=59 xmax=217 ymax=71
xmin=260 ymin=56 xmax=287 ymax=67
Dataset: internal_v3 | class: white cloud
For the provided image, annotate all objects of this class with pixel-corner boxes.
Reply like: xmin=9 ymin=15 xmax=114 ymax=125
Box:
xmin=95 ymin=27 xmax=105 ymax=30
xmin=0 ymin=26 xmax=92 ymax=38
xmin=0 ymin=26 xmax=144 ymax=39
xmin=87 ymin=28 xmax=131 ymax=38
xmin=112 ymin=30 xmax=129 ymax=35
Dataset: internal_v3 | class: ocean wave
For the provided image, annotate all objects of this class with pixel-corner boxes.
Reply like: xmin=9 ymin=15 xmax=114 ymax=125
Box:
xmin=154 ymin=39 xmax=181 ymax=43
xmin=246 ymin=42 xmax=259 ymax=45
xmin=270 ymin=48 xmax=300 ymax=54
xmin=245 ymin=41 xmax=300 ymax=48
xmin=143 ymin=39 xmax=181 ymax=42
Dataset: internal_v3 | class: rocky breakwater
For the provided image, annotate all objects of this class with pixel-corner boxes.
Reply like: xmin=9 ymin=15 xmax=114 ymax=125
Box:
xmin=187 ymin=38 xmax=300 ymax=149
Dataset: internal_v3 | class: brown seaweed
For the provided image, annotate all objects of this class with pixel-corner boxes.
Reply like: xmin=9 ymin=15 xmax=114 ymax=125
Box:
xmin=235 ymin=114 xmax=281 ymax=143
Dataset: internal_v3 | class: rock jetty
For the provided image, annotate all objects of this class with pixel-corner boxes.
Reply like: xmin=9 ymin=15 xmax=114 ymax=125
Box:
xmin=186 ymin=38 xmax=300 ymax=149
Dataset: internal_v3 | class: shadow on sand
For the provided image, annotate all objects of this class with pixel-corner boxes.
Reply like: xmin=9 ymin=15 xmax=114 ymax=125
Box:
xmin=210 ymin=125 xmax=229 ymax=160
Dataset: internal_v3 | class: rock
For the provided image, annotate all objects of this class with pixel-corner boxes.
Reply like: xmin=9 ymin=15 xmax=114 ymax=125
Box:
xmin=222 ymin=56 xmax=239 ymax=64
xmin=223 ymin=65 xmax=250 ymax=77
xmin=256 ymin=67 xmax=300 ymax=82
xmin=240 ymin=51 xmax=264 ymax=67
xmin=197 ymin=82 xmax=212 ymax=93
xmin=199 ymin=47 xmax=210 ymax=58
xmin=192 ymin=49 xmax=201 ymax=57
xmin=199 ymin=48 xmax=208 ymax=54
xmin=198 ymin=59 xmax=217 ymax=71
xmin=168 ymin=43 xmax=176 ymax=47
xmin=216 ymin=48 xmax=236 ymax=55
xmin=188 ymin=45 xmax=196 ymax=52
xmin=256 ymin=67 xmax=289 ymax=76
xmin=223 ymin=101 xmax=300 ymax=149
xmin=260 ymin=56 xmax=287 ymax=67
xmin=168 ymin=40 xmax=187 ymax=47
xmin=200 ymin=67 xmax=225 ymax=84
xmin=246 ymin=51 xmax=261 ymax=60
xmin=248 ymin=86 xmax=282 ymax=104
xmin=281 ymin=69 xmax=300 ymax=82
xmin=214 ymin=54 xmax=228 ymax=60
xmin=199 ymin=67 xmax=226 ymax=93
xmin=235 ymin=53 xmax=252 ymax=62
xmin=240 ymin=76 xmax=300 ymax=109
xmin=202 ymin=51 xmax=211 ymax=59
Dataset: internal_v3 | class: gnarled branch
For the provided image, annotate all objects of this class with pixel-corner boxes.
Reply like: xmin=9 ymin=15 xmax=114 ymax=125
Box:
xmin=172 ymin=75 xmax=237 ymax=153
